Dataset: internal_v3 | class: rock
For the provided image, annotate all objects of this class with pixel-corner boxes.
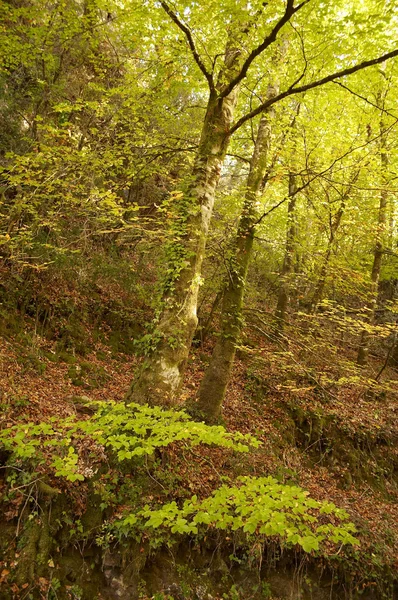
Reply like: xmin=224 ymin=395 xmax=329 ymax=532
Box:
xmin=194 ymin=584 xmax=211 ymax=600
xmin=164 ymin=583 xmax=186 ymax=599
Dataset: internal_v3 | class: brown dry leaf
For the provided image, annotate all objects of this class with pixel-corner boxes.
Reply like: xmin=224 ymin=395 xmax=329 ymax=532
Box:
xmin=0 ymin=569 xmax=9 ymax=583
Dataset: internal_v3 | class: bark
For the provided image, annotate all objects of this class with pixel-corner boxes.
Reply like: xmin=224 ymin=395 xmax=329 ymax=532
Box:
xmin=196 ymin=114 xmax=271 ymax=422
xmin=126 ymin=40 xmax=243 ymax=406
xmin=274 ymin=172 xmax=298 ymax=334
xmin=194 ymin=290 xmax=223 ymax=347
xmin=357 ymin=118 xmax=388 ymax=366
xmin=391 ymin=330 xmax=398 ymax=368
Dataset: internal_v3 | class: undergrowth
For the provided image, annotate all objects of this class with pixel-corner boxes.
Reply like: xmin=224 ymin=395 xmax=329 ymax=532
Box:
xmin=0 ymin=401 xmax=359 ymax=558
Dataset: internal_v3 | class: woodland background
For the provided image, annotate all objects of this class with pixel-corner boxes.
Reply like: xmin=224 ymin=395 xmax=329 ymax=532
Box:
xmin=0 ymin=1 xmax=398 ymax=599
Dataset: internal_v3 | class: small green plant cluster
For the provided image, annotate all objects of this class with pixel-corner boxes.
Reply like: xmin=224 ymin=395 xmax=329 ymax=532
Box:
xmin=118 ymin=476 xmax=359 ymax=554
xmin=0 ymin=401 xmax=259 ymax=482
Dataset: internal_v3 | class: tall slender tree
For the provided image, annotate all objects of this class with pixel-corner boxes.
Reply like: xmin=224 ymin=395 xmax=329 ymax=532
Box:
xmin=274 ymin=162 xmax=299 ymax=334
xmin=196 ymin=111 xmax=273 ymax=421
xmin=309 ymin=169 xmax=360 ymax=313
xmin=357 ymin=90 xmax=390 ymax=366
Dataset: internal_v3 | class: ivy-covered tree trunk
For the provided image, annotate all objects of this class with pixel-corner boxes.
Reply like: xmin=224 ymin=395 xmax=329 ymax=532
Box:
xmin=126 ymin=45 xmax=242 ymax=406
xmin=357 ymin=118 xmax=388 ymax=367
xmin=196 ymin=115 xmax=271 ymax=422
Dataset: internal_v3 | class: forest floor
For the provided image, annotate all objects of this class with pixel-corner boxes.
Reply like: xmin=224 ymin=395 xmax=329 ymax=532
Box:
xmin=0 ymin=314 xmax=397 ymax=599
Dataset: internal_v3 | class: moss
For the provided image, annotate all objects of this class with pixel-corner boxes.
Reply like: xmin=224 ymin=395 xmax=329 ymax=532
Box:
xmin=68 ymin=364 xmax=85 ymax=386
xmin=38 ymin=481 xmax=61 ymax=498
xmin=15 ymin=519 xmax=41 ymax=586
xmin=108 ymin=329 xmax=136 ymax=354
xmin=56 ymin=314 xmax=91 ymax=356
xmin=42 ymin=350 xmax=59 ymax=363
xmin=0 ymin=309 xmax=24 ymax=338
xmin=67 ymin=362 xmax=110 ymax=389
xmin=55 ymin=548 xmax=104 ymax=599
xmin=57 ymin=350 xmax=77 ymax=364
xmin=81 ymin=496 xmax=104 ymax=533
xmin=36 ymin=510 xmax=52 ymax=574
xmin=16 ymin=351 xmax=47 ymax=375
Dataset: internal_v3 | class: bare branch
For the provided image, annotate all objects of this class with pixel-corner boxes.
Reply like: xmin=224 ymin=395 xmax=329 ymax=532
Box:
xmin=333 ymin=81 xmax=398 ymax=118
xmin=287 ymin=21 xmax=308 ymax=89
xmin=251 ymin=117 xmax=398 ymax=230
xmin=230 ymin=48 xmax=398 ymax=134
xmin=219 ymin=0 xmax=310 ymax=99
xmin=254 ymin=195 xmax=289 ymax=227
xmin=160 ymin=1 xmax=214 ymax=91
xmin=226 ymin=153 xmax=251 ymax=164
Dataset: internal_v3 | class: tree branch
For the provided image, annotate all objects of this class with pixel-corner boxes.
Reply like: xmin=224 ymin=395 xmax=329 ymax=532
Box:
xmin=333 ymin=81 xmax=397 ymax=118
xmin=219 ymin=0 xmax=309 ymax=99
xmin=230 ymin=48 xmax=398 ymax=134
xmin=160 ymin=1 xmax=214 ymax=91
xmin=226 ymin=152 xmax=251 ymax=164
xmin=251 ymin=129 xmax=386 ymax=230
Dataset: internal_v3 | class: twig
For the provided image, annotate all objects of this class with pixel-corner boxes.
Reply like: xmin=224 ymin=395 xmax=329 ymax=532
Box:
xmin=144 ymin=454 xmax=166 ymax=490
xmin=333 ymin=81 xmax=397 ymax=118
xmin=160 ymin=1 xmax=214 ymax=91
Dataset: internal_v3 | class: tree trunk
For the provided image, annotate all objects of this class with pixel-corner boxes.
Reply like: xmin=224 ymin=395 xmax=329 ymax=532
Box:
xmin=194 ymin=290 xmax=223 ymax=347
xmin=357 ymin=117 xmax=388 ymax=366
xmin=126 ymin=42 xmax=243 ymax=406
xmin=196 ymin=114 xmax=271 ymax=422
xmin=391 ymin=329 xmax=398 ymax=368
xmin=309 ymin=169 xmax=360 ymax=312
xmin=274 ymin=172 xmax=297 ymax=334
